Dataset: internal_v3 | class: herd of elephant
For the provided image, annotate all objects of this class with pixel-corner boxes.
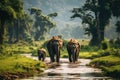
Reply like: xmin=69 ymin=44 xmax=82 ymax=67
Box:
xmin=38 ymin=36 xmax=81 ymax=63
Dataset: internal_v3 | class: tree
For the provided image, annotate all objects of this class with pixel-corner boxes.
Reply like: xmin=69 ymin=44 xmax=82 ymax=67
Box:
xmin=7 ymin=13 xmax=33 ymax=43
xmin=0 ymin=0 xmax=24 ymax=44
xmin=71 ymin=0 xmax=119 ymax=45
xmin=116 ymin=21 xmax=120 ymax=38
xmin=47 ymin=12 xmax=58 ymax=19
xmin=111 ymin=0 xmax=120 ymax=39
xmin=29 ymin=7 xmax=56 ymax=40
xmin=111 ymin=0 xmax=120 ymax=17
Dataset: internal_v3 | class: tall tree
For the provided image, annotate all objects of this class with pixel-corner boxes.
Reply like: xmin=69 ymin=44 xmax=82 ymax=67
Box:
xmin=116 ymin=21 xmax=120 ymax=38
xmin=98 ymin=0 xmax=112 ymax=42
xmin=29 ymin=7 xmax=56 ymax=40
xmin=8 ymin=13 xmax=33 ymax=43
xmin=0 ymin=0 xmax=24 ymax=44
xmin=71 ymin=0 xmax=119 ymax=45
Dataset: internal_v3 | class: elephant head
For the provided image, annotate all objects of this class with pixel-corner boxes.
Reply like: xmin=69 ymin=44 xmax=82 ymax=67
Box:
xmin=38 ymin=48 xmax=46 ymax=61
xmin=47 ymin=36 xmax=63 ymax=63
xmin=67 ymin=39 xmax=80 ymax=63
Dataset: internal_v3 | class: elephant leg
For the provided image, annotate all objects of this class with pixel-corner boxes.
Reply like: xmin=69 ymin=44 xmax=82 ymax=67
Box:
xmin=69 ymin=53 xmax=72 ymax=62
xmin=49 ymin=52 xmax=53 ymax=62
xmin=72 ymin=53 xmax=76 ymax=63
xmin=42 ymin=54 xmax=45 ymax=61
xmin=51 ymin=50 xmax=55 ymax=62
xmin=56 ymin=50 xmax=60 ymax=63
xmin=38 ymin=54 xmax=41 ymax=61
xmin=75 ymin=51 xmax=78 ymax=62
xmin=39 ymin=55 xmax=42 ymax=61
xmin=47 ymin=48 xmax=53 ymax=62
xmin=75 ymin=53 xmax=78 ymax=62
xmin=76 ymin=48 xmax=80 ymax=62
xmin=67 ymin=48 xmax=72 ymax=62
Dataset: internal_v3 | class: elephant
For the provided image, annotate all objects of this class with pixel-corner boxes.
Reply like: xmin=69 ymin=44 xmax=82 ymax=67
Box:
xmin=38 ymin=48 xmax=46 ymax=61
xmin=67 ymin=39 xmax=80 ymax=63
xmin=47 ymin=36 xmax=63 ymax=63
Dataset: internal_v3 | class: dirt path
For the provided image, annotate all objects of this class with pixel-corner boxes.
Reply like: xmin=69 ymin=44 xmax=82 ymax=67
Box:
xmin=20 ymin=54 xmax=112 ymax=80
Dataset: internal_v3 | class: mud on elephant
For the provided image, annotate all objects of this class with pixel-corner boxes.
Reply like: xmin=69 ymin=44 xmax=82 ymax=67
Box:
xmin=47 ymin=36 xmax=63 ymax=63
xmin=38 ymin=48 xmax=46 ymax=61
xmin=67 ymin=39 xmax=80 ymax=63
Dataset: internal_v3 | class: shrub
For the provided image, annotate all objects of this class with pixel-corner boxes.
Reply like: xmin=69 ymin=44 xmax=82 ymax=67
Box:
xmin=101 ymin=39 xmax=109 ymax=50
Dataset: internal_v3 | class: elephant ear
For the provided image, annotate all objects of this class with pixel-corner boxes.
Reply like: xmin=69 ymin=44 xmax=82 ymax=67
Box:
xmin=59 ymin=40 xmax=63 ymax=48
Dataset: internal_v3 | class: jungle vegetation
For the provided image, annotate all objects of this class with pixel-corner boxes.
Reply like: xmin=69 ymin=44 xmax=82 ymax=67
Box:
xmin=0 ymin=0 xmax=120 ymax=79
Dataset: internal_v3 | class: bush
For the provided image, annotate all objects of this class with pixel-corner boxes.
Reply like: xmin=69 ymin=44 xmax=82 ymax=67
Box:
xmin=101 ymin=39 xmax=109 ymax=50
xmin=81 ymin=45 xmax=99 ymax=52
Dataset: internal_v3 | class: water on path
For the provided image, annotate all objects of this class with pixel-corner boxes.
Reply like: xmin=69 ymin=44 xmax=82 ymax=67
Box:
xmin=20 ymin=54 xmax=113 ymax=80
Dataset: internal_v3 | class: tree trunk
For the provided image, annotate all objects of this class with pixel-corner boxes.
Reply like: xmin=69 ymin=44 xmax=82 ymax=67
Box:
xmin=14 ymin=19 xmax=21 ymax=42
xmin=89 ymin=32 xmax=100 ymax=46
xmin=0 ymin=19 xmax=6 ymax=44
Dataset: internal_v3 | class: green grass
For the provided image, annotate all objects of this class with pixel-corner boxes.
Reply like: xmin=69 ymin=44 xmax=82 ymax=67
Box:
xmin=102 ymin=65 xmax=120 ymax=79
xmin=90 ymin=55 xmax=120 ymax=79
xmin=90 ymin=55 xmax=120 ymax=67
xmin=0 ymin=54 xmax=46 ymax=79
xmin=79 ymin=52 xmax=98 ymax=59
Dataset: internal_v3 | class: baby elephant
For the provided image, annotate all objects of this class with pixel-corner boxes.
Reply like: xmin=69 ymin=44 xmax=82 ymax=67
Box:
xmin=38 ymin=48 xmax=46 ymax=61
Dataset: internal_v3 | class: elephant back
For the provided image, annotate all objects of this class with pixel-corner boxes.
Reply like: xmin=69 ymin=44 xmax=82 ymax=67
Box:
xmin=67 ymin=39 xmax=80 ymax=48
xmin=48 ymin=36 xmax=63 ymax=48
xmin=38 ymin=48 xmax=46 ymax=54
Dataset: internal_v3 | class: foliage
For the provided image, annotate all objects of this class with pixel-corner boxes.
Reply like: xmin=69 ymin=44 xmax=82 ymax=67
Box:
xmin=0 ymin=41 xmax=42 ymax=55
xmin=0 ymin=54 xmax=46 ymax=79
xmin=109 ymin=38 xmax=120 ymax=48
xmin=71 ymin=0 xmax=120 ymax=46
xmin=116 ymin=21 xmax=120 ymax=33
xmin=90 ymin=49 xmax=120 ymax=79
xmin=79 ymin=52 xmax=98 ymax=59
xmin=90 ymin=55 xmax=120 ymax=67
xmin=28 ymin=7 xmax=57 ymax=40
xmin=111 ymin=0 xmax=120 ymax=17
xmin=47 ymin=12 xmax=58 ymax=18
xmin=0 ymin=0 xmax=24 ymax=44
xmin=100 ymin=39 xmax=109 ymax=50
xmin=101 ymin=65 xmax=120 ymax=79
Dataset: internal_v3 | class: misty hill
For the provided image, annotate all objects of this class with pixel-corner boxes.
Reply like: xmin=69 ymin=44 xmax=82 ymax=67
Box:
xmin=23 ymin=0 xmax=117 ymax=39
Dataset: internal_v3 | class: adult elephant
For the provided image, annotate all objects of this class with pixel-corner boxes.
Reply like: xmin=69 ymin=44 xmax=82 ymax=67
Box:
xmin=47 ymin=36 xmax=63 ymax=63
xmin=67 ymin=39 xmax=80 ymax=63
xmin=38 ymin=48 xmax=46 ymax=61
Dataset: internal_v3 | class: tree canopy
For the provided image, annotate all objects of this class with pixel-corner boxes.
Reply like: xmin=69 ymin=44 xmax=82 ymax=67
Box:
xmin=71 ymin=0 xmax=120 ymax=45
